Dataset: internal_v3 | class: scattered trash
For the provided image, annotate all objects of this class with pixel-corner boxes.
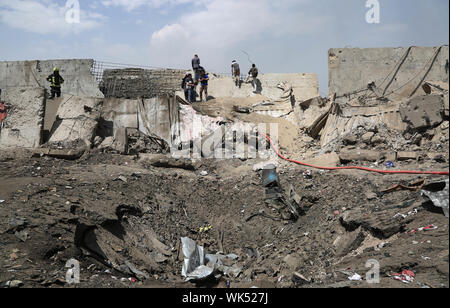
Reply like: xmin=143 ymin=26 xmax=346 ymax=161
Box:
xmin=422 ymin=256 xmax=431 ymax=261
xmin=381 ymin=178 xmax=425 ymax=194
xmin=385 ymin=161 xmax=395 ymax=168
xmin=115 ymin=176 xmax=128 ymax=183
xmin=181 ymin=237 xmax=241 ymax=282
xmin=348 ymin=273 xmax=362 ymax=281
xmin=199 ymin=225 xmax=212 ymax=233
xmin=408 ymin=224 xmax=438 ymax=234
xmin=200 ymin=171 xmax=208 ymax=176
xmin=0 ymin=200 xmax=5 ymax=203
xmin=302 ymin=170 xmax=312 ymax=178
xmin=392 ymin=270 xmax=415 ymax=284
xmin=394 ymin=208 xmax=419 ymax=219
xmin=5 ymin=280 xmax=23 ymax=288
xmin=421 ymin=179 xmax=449 ymax=218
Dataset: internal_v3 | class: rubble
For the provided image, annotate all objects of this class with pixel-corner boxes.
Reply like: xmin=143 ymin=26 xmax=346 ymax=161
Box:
xmin=0 ymin=47 xmax=448 ymax=289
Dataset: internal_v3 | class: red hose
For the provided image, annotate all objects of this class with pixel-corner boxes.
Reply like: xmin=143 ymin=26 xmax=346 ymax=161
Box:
xmin=263 ymin=134 xmax=450 ymax=176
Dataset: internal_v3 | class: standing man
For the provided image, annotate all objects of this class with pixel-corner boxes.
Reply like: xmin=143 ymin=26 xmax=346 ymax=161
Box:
xmin=47 ymin=67 xmax=64 ymax=99
xmin=192 ymin=55 xmax=201 ymax=85
xmin=246 ymin=64 xmax=259 ymax=93
xmin=199 ymin=70 xmax=209 ymax=102
xmin=0 ymin=89 xmax=6 ymax=128
xmin=184 ymin=73 xmax=196 ymax=103
xmin=181 ymin=72 xmax=190 ymax=101
xmin=231 ymin=60 xmax=241 ymax=87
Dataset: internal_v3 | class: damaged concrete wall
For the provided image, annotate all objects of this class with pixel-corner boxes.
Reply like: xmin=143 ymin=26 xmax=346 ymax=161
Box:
xmin=0 ymin=87 xmax=46 ymax=148
xmin=0 ymin=59 xmax=104 ymax=98
xmin=137 ymin=96 xmax=180 ymax=147
xmin=48 ymin=96 xmax=103 ymax=147
xmin=101 ymin=98 xmax=139 ymax=137
xmin=329 ymin=46 xmax=449 ymax=102
xmin=101 ymin=68 xmax=186 ymax=99
xmin=207 ymin=73 xmax=319 ymax=102
xmin=320 ymin=102 xmax=407 ymax=147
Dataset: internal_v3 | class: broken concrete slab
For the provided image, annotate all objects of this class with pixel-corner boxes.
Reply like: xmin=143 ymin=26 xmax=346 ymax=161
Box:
xmin=32 ymin=148 xmax=85 ymax=160
xmin=139 ymin=153 xmax=197 ymax=171
xmin=0 ymin=87 xmax=45 ymax=148
xmin=400 ymin=95 xmax=445 ymax=132
xmin=304 ymin=152 xmax=340 ymax=167
xmin=339 ymin=150 xmax=381 ymax=163
xmin=397 ymin=151 xmax=419 ymax=161
xmin=48 ymin=96 xmax=102 ymax=147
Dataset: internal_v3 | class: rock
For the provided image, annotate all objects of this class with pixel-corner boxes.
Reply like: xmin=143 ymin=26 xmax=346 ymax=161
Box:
xmin=7 ymin=216 xmax=27 ymax=233
xmin=343 ymin=134 xmax=357 ymax=145
xmin=428 ymin=153 xmax=446 ymax=163
xmin=333 ymin=227 xmax=365 ymax=256
xmin=292 ymin=272 xmax=311 ymax=286
xmin=397 ymin=152 xmax=418 ymax=161
xmin=412 ymin=134 xmax=423 ymax=146
xmin=339 ymin=150 xmax=381 ymax=163
xmin=371 ymin=135 xmax=384 ymax=145
xmin=361 ymin=132 xmax=375 ymax=144
xmin=365 ymin=192 xmax=377 ymax=201
xmin=283 ymin=254 xmax=301 ymax=270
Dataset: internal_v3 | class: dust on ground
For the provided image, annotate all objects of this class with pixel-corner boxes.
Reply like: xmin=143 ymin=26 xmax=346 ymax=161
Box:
xmin=1 ymin=146 xmax=448 ymax=288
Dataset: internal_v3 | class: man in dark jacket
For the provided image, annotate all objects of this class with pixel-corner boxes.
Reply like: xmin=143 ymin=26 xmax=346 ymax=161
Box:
xmin=47 ymin=67 xmax=64 ymax=99
xmin=192 ymin=55 xmax=201 ymax=84
xmin=181 ymin=72 xmax=190 ymax=101
xmin=246 ymin=64 xmax=259 ymax=93
xmin=184 ymin=73 xmax=196 ymax=103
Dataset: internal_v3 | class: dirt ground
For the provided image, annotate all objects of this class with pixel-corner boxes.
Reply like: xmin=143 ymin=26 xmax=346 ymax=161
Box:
xmin=0 ymin=146 xmax=448 ymax=289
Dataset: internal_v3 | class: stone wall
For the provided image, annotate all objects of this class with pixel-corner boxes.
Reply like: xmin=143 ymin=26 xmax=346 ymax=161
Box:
xmin=328 ymin=46 xmax=449 ymax=102
xmin=101 ymin=68 xmax=186 ymax=99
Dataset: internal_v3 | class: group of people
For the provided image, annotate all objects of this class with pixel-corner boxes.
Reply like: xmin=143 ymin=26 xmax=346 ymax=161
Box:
xmin=232 ymin=60 xmax=259 ymax=92
xmin=182 ymin=55 xmax=260 ymax=104
xmin=181 ymin=55 xmax=209 ymax=103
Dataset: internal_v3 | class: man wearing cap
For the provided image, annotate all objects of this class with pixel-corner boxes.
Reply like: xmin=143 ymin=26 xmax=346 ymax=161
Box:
xmin=47 ymin=67 xmax=65 ymax=99
xmin=231 ymin=60 xmax=241 ymax=87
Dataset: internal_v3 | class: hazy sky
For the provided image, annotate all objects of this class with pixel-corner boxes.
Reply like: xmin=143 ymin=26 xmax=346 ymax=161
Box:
xmin=0 ymin=0 xmax=449 ymax=94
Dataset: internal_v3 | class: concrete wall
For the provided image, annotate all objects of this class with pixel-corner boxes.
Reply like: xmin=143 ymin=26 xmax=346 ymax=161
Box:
xmin=101 ymin=68 xmax=186 ymax=99
xmin=0 ymin=59 xmax=103 ymax=98
xmin=0 ymin=87 xmax=46 ymax=148
xmin=329 ymin=46 xmax=449 ymax=102
xmin=207 ymin=73 xmax=319 ymax=102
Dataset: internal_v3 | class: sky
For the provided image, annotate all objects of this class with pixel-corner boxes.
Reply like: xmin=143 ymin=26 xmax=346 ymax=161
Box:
xmin=0 ymin=0 xmax=449 ymax=95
